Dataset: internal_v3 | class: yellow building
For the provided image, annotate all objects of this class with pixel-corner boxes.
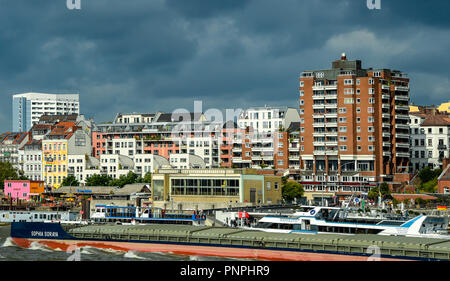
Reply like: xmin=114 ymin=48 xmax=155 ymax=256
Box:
xmin=151 ymin=168 xmax=283 ymax=209
xmin=438 ymin=101 xmax=450 ymax=113
xmin=409 ymin=105 xmax=420 ymax=113
xmin=42 ymin=139 xmax=68 ymax=189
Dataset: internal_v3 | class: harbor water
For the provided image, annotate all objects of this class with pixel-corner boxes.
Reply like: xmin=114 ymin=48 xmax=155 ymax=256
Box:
xmin=0 ymin=225 xmax=249 ymax=261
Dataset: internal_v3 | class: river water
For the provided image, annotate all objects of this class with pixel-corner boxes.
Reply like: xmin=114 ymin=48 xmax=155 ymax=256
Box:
xmin=0 ymin=225 xmax=249 ymax=261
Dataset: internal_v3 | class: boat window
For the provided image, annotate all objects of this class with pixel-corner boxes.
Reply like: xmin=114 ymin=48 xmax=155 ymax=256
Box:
xmin=280 ymin=224 xmax=293 ymax=230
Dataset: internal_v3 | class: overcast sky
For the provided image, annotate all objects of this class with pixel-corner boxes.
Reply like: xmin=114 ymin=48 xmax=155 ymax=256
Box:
xmin=2 ymin=0 xmax=450 ymax=130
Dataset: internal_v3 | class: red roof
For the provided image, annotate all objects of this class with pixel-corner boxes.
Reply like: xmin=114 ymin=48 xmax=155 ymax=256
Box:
xmin=421 ymin=114 xmax=450 ymax=126
xmin=392 ymin=194 xmax=438 ymax=201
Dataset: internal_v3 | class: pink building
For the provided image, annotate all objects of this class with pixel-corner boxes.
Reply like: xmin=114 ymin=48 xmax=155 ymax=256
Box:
xmin=4 ymin=180 xmax=31 ymax=200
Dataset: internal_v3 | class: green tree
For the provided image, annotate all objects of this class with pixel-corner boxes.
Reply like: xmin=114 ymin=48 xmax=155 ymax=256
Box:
xmin=421 ymin=178 xmax=438 ymax=193
xmin=85 ymin=174 xmax=113 ymax=186
xmin=418 ymin=167 xmax=436 ymax=183
xmin=282 ymin=181 xmax=304 ymax=202
xmin=137 ymin=172 xmax=152 ymax=183
xmin=61 ymin=175 xmax=80 ymax=187
xmin=0 ymin=161 xmax=21 ymax=189
xmin=109 ymin=172 xmax=140 ymax=188
xmin=368 ymin=186 xmax=380 ymax=201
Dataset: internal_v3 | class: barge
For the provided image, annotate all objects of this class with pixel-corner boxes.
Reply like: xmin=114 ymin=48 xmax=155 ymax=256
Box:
xmin=10 ymin=222 xmax=450 ymax=261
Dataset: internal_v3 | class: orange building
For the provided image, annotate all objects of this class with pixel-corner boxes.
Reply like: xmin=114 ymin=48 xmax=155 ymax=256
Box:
xmin=298 ymin=53 xmax=412 ymax=195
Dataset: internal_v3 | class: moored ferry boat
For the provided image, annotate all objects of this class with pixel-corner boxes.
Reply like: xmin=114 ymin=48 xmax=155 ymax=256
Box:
xmin=246 ymin=206 xmax=449 ymax=238
xmin=90 ymin=205 xmax=207 ymax=226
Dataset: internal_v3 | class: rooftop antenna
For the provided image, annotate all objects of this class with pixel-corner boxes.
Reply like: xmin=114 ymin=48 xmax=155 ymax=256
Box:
xmin=341 ymin=52 xmax=347 ymax=61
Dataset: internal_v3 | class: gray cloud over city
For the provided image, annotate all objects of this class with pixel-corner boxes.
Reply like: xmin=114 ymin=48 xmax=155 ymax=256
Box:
xmin=1 ymin=0 xmax=449 ymax=130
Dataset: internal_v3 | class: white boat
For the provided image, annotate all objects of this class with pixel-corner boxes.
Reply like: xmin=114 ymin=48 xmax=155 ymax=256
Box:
xmin=245 ymin=206 xmax=449 ymax=238
xmin=90 ymin=205 xmax=207 ymax=226
xmin=0 ymin=210 xmax=79 ymax=223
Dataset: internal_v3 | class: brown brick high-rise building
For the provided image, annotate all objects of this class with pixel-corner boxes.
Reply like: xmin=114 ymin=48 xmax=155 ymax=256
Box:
xmin=298 ymin=53 xmax=411 ymax=198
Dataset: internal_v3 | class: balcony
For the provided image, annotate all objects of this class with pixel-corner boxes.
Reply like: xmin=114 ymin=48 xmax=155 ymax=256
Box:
xmin=325 ymin=122 xmax=338 ymax=127
xmin=324 ymin=94 xmax=338 ymax=100
xmin=382 ymin=113 xmax=390 ymax=119
xmin=382 ymin=94 xmax=390 ymax=100
xmin=395 ymin=114 xmax=410 ymax=120
xmin=438 ymin=145 xmax=448 ymax=150
xmin=383 ymin=152 xmax=391 ymax=157
xmin=382 ymin=85 xmax=390 ymax=90
xmin=382 ymin=104 xmax=390 ymax=109
xmin=313 ymin=123 xmax=326 ymax=128
xmin=396 ymin=143 xmax=410 ymax=148
xmin=395 ymin=124 xmax=410 ymax=130
xmin=382 ymin=123 xmax=390 ymax=129
xmin=313 ymin=95 xmax=325 ymax=100
xmin=396 ymin=152 xmax=410 ymax=158
xmin=382 ymin=133 xmax=390 ymax=138
xmin=383 ymin=142 xmax=391 ymax=147
xmin=325 ymin=113 xmax=338 ymax=118
xmin=395 ymin=86 xmax=409 ymax=92
xmin=313 ymin=104 xmax=325 ymax=109
xmin=395 ymin=105 xmax=409 ymax=111
xmin=313 ymin=150 xmax=326 ymax=156
xmin=394 ymin=96 xmax=409 ymax=102
xmin=395 ymin=133 xmax=409 ymax=139
xmin=312 ymin=85 xmax=338 ymax=91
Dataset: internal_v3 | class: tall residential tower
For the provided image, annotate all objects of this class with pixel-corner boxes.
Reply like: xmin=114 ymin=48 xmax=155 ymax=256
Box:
xmin=12 ymin=92 xmax=80 ymax=132
xmin=298 ymin=54 xmax=411 ymax=193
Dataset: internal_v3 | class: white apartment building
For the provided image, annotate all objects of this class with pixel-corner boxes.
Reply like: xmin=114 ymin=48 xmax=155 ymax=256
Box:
xmin=177 ymin=136 xmax=220 ymax=168
xmin=19 ymin=140 xmax=43 ymax=181
xmin=421 ymin=115 xmax=450 ymax=170
xmin=12 ymin=92 xmax=79 ymax=132
xmin=409 ymin=113 xmax=428 ymax=172
xmin=237 ymin=106 xmax=300 ymax=133
xmin=169 ymin=153 xmax=206 ymax=169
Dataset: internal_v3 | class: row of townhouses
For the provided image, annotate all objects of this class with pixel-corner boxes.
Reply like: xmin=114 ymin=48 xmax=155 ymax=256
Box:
xmin=3 ymin=55 xmax=450 ymax=200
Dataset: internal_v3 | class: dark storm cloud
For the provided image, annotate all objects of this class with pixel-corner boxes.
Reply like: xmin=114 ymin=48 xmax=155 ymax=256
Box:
xmin=0 ymin=0 xmax=449 ymax=131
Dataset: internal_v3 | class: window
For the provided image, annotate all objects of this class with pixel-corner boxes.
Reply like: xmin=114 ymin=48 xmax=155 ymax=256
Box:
xmin=339 ymin=126 xmax=347 ymax=132
xmin=339 ymin=108 xmax=347 ymax=114
xmin=368 ymin=136 xmax=375 ymax=142
xmin=369 ymin=98 xmax=375 ymax=104
xmin=368 ymin=116 xmax=374 ymax=123
xmin=339 ymin=117 xmax=347 ymax=123
xmin=344 ymin=98 xmax=353 ymax=104
xmin=368 ymin=107 xmax=374 ymax=114
xmin=340 ymin=146 xmax=347 ymax=151
xmin=344 ymin=79 xmax=353 ymax=85
xmin=344 ymin=89 xmax=353 ymax=95
xmin=368 ymin=126 xmax=375 ymax=132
